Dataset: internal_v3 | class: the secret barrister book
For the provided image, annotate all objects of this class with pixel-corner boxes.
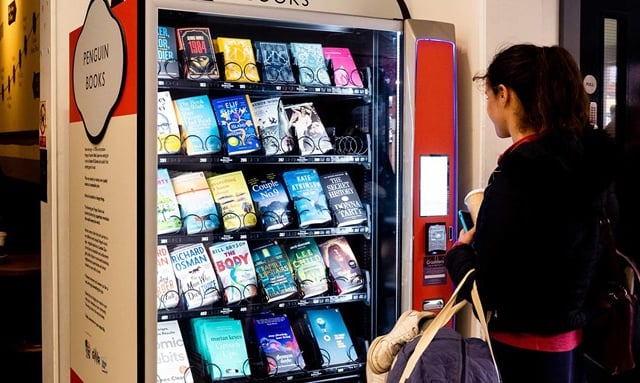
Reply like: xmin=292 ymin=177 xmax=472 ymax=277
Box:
xmin=320 ymin=170 xmax=367 ymax=227
xmin=157 ymin=26 xmax=180 ymax=80
xmin=282 ymin=168 xmax=332 ymax=228
xmin=176 ymin=27 xmax=220 ymax=80
xmin=250 ymin=241 xmax=298 ymax=302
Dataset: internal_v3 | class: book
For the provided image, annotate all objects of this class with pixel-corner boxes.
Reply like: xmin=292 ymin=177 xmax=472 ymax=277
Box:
xmin=246 ymin=172 xmax=294 ymax=231
xmin=284 ymin=102 xmax=333 ymax=156
xmin=288 ymin=42 xmax=331 ymax=86
xmin=322 ymin=47 xmax=364 ymax=87
xmin=284 ymin=238 xmax=328 ymax=298
xmin=171 ymin=171 xmax=220 ymax=234
xmin=211 ymin=94 xmax=262 ymax=155
xmin=251 ymin=97 xmax=294 ymax=155
xmin=157 ymin=245 xmax=180 ymax=310
xmin=205 ymin=171 xmax=257 ymax=232
xmin=173 ymin=95 xmax=223 ymax=155
xmin=250 ymin=242 xmax=298 ymax=302
xmin=215 ymin=37 xmax=260 ymax=83
xmin=157 ymin=91 xmax=182 ymax=154
xmin=319 ymin=171 xmax=367 ymax=227
xmin=302 ymin=308 xmax=356 ymax=366
xmin=318 ymin=237 xmax=364 ymax=295
xmin=208 ymin=240 xmax=258 ymax=304
xmin=157 ymin=168 xmax=182 ymax=235
xmin=157 ymin=26 xmax=180 ymax=79
xmin=252 ymin=312 xmax=305 ymax=374
xmin=191 ymin=317 xmax=250 ymax=379
xmin=176 ymin=27 xmax=220 ymax=80
xmin=282 ymin=168 xmax=332 ymax=228
xmin=157 ymin=320 xmax=194 ymax=383
xmin=254 ymin=41 xmax=296 ymax=84
xmin=169 ymin=243 xmax=221 ymax=310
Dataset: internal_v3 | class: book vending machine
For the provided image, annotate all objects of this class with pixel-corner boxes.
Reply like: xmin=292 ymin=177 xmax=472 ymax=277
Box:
xmin=66 ymin=0 xmax=456 ymax=382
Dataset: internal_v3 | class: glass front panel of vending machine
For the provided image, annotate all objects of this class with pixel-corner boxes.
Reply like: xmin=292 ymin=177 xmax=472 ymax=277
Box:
xmin=151 ymin=2 xmax=402 ymax=382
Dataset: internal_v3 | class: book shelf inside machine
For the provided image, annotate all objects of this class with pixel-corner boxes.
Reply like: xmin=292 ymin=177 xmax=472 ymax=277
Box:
xmin=155 ymin=8 xmax=399 ymax=383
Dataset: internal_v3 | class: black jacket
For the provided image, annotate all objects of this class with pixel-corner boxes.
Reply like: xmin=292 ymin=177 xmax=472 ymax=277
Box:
xmin=445 ymin=127 xmax=615 ymax=334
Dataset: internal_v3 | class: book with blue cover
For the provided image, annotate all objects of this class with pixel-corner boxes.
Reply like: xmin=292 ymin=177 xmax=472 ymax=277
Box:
xmin=247 ymin=172 xmax=293 ymax=231
xmin=157 ymin=168 xmax=182 ymax=235
xmin=191 ymin=317 xmax=250 ymax=379
xmin=288 ymin=42 xmax=331 ymax=86
xmin=303 ymin=308 xmax=356 ymax=366
xmin=282 ymin=168 xmax=332 ymax=228
xmin=250 ymin=241 xmax=298 ymax=302
xmin=173 ymin=95 xmax=222 ymax=155
xmin=170 ymin=171 xmax=220 ymax=234
xmin=254 ymin=41 xmax=296 ymax=84
xmin=169 ymin=243 xmax=221 ymax=309
xmin=284 ymin=238 xmax=328 ymax=298
xmin=211 ymin=94 xmax=262 ymax=155
xmin=157 ymin=26 xmax=180 ymax=80
xmin=252 ymin=312 xmax=305 ymax=374
xmin=208 ymin=240 xmax=258 ymax=304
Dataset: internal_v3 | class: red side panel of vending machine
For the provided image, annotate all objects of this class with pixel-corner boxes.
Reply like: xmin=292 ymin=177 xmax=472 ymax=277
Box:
xmin=402 ymin=20 xmax=457 ymax=313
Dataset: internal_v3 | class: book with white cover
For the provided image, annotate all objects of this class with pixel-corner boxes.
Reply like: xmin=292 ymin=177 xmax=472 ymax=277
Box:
xmin=157 ymin=320 xmax=194 ymax=383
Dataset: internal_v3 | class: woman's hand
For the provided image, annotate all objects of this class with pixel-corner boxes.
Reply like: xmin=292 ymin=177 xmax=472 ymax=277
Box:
xmin=457 ymin=226 xmax=475 ymax=245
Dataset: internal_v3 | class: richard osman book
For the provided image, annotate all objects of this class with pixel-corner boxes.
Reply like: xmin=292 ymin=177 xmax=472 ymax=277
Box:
xmin=282 ymin=168 xmax=332 ymax=228
xmin=169 ymin=243 xmax=221 ymax=309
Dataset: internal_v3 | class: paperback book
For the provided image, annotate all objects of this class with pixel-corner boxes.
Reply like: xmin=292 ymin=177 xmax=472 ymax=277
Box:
xmin=252 ymin=97 xmax=294 ymax=155
xmin=302 ymin=308 xmax=356 ymax=366
xmin=284 ymin=102 xmax=333 ymax=155
xmin=171 ymin=171 xmax=220 ymax=234
xmin=157 ymin=168 xmax=182 ymax=235
xmin=252 ymin=312 xmax=305 ymax=374
xmin=157 ymin=91 xmax=182 ymax=154
xmin=191 ymin=317 xmax=250 ymax=379
xmin=215 ymin=37 xmax=261 ymax=83
xmin=254 ymin=41 xmax=296 ymax=84
xmin=247 ymin=172 xmax=293 ymax=231
xmin=318 ymin=237 xmax=364 ymax=295
xmin=250 ymin=242 xmax=298 ymax=302
xmin=319 ymin=171 xmax=367 ymax=227
xmin=211 ymin=94 xmax=262 ymax=155
xmin=157 ymin=25 xmax=180 ymax=80
xmin=206 ymin=170 xmax=257 ymax=232
xmin=284 ymin=238 xmax=328 ymax=298
xmin=173 ymin=95 xmax=222 ymax=155
xmin=322 ymin=47 xmax=363 ymax=87
xmin=176 ymin=27 xmax=220 ymax=80
xmin=157 ymin=320 xmax=194 ymax=383
xmin=282 ymin=168 xmax=332 ymax=228
xmin=288 ymin=42 xmax=331 ymax=86
xmin=157 ymin=245 xmax=180 ymax=310
xmin=169 ymin=243 xmax=221 ymax=310
xmin=208 ymin=240 xmax=258 ymax=304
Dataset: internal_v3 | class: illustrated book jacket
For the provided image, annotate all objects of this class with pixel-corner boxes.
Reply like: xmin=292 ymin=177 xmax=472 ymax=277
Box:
xmin=206 ymin=170 xmax=257 ymax=232
xmin=169 ymin=243 xmax=221 ymax=310
xmin=284 ymin=102 xmax=333 ymax=156
xmin=156 ymin=91 xmax=182 ymax=154
xmin=157 ymin=245 xmax=180 ymax=310
xmin=282 ymin=168 xmax=332 ymax=228
xmin=208 ymin=240 xmax=258 ymax=304
xmin=176 ymin=27 xmax=220 ymax=80
xmin=215 ymin=37 xmax=261 ymax=83
xmin=252 ymin=312 xmax=305 ymax=374
xmin=173 ymin=95 xmax=222 ymax=155
xmin=157 ymin=25 xmax=180 ymax=80
xmin=156 ymin=168 xmax=182 ymax=235
xmin=254 ymin=41 xmax=296 ymax=84
xmin=251 ymin=97 xmax=294 ymax=156
xmin=247 ymin=172 xmax=293 ymax=231
xmin=250 ymin=241 xmax=298 ymax=302
xmin=288 ymin=42 xmax=331 ymax=86
xmin=318 ymin=236 xmax=364 ymax=295
xmin=170 ymin=171 xmax=220 ymax=234
xmin=211 ymin=94 xmax=262 ymax=155
xmin=284 ymin=237 xmax=328 ymax=298
xmin=301 ymin=308 xmax=356 ymax=366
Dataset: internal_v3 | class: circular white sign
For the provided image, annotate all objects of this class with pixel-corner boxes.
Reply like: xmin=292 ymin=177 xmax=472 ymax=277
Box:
xmin=583 ymin=75 xmax=597 ymax=95
xmin=72 ymin=0 xmax=126 ymax=144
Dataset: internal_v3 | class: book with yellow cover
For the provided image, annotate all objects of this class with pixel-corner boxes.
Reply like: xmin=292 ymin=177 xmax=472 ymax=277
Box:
xmin=216 ymin=37 xmax=261 ymax=83
xmin=206 ymin=171 xmax=257 ymax=232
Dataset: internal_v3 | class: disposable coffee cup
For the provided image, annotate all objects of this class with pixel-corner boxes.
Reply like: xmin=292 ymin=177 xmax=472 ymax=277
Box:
xmin=464 ymin=188 xmax=484 ymax=224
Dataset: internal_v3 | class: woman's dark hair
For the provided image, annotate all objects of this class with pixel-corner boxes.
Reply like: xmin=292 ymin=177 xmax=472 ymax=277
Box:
xmin=473 ymin=44 xmax=589 ymax=136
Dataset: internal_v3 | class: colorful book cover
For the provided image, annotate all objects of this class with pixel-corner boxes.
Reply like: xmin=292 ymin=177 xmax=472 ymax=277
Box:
xmin=176 ymin=27 xmax=220 ymax=80
xmin=169 ymin=243 xmax=221 ymax=309
xmin=254 ymin=41 xmax=296 ymax=84
xmin=246 ymin=172 xmax=293 ymax=231
xmin=157 ymin=168 xmax=182 ymax=235
xmin=318 ymin=237 xmax=364 ymax=295
xmin=284 ymin=238 xmax=328 ymax=298
xmin=173 ymin=95 xmax=223 ymax=155
xmin=304 ymin=308 xmax=356 ymax=366
xmin=250 ymin=242 xmax=298 ymax=302
xmin=322 ymin=47 xmax=363 ymax=87
xmin=157 ymin=25 xmax=180 ymax=79
xmin=320 ymin=171 xmax=367 ymax=227
xmin=157 ymin=320 xmax=194 ymax=383
xmin=284 ymin=102 xmax=333 ymax=156
xmin=157 ymin=245 xmax=180 ymax=310
xmin=288 ymin=42 xmax=331 ymax=86
xmin=208 ymin=240 xmax=258 ymax=304
xmin=157 ymin=91 xmax=182 ymax=154
xmin=211 ymin=94 xmax=262 ymax=155
xmin=171 ymin=171 xmax=220 ymax=234
xmin=216 ymin=37 xmax=260 ymax=83
xmin=252 ymin=97 xmax=294 ymax=155
xmin=282 ymin=168 xmax=332 ymax=228
xmin=252 ymin=312 xmax=305 ymax=374
xmin=191 ymin=317 xmax=250 ymax=379
xmin=206 ymin=171 xmax=257 ymax=232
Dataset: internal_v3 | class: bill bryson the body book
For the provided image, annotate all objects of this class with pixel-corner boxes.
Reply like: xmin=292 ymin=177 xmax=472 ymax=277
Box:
xmin=251 ymin=241 xmax=298 ymax=302
xmin=208 ymin=240 xmax=258 ymax=304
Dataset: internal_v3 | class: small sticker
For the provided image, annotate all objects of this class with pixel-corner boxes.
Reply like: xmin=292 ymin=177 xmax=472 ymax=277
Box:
xmin=583 ymin=75 xmax=597 ymax=94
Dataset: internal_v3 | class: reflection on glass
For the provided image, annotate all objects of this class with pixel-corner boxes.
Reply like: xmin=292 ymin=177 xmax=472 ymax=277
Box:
xmin=603 ymin=18 xmax=617 ymax=138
